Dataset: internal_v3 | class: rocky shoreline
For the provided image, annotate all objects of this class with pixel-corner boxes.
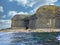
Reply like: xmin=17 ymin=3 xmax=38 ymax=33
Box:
xmin=0 ymin=28 xmax=60 ymax=32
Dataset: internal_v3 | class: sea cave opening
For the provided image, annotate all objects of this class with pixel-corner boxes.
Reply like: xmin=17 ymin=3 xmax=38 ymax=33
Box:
xmin=24 ymin=19 xmax=29 ymax=30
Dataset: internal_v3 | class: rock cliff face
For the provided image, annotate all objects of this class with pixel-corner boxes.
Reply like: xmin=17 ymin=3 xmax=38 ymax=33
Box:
xmin=36 ymin=5 xmax=60 ymax=18
xmin=36 ymin=5 xmax=60 ymax=28
xmin=11 ymin=5 xmax=60 ymax=29
xmin=11 ymin=14 xmax=31 ymax=29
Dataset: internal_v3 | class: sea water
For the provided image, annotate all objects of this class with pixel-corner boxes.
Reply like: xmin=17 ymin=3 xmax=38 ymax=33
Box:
xmin=0 ymin=32 xmax=60 ymax=45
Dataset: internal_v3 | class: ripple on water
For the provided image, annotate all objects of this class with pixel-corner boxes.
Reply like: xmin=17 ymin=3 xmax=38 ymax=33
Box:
xmin=0 ymin=32 xmax=60 ymax=45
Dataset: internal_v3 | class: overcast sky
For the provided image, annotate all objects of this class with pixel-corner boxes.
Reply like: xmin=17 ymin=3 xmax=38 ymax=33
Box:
xmin=0 ymin=0 xmax=60 ymax=29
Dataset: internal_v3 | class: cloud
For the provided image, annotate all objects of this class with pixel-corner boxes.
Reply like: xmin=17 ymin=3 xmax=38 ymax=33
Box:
xmin=8 ymin=11 xmax=17 ymax=17
xmin=2 ymin=15 xmax=6 ymax=18
xmin=0 ymin=20 xmax=11 ymax=29
xmin=9 ymin=0 xmax=58 ymax=7
xmin=16 ymin=0 xmax=27 ymax=5
xmin=8 ymin=0 xmax=58 ymax=14
xmin=8 ymin=11 xmax=28 ymax=17
xmin=9 ymin=0 xmax=27 ymax=5
xmin=29 ymin=8 xmax=37 ymax=14
xmin=46 ymin=0 xmax=58 ymax=5
xmin=18 ymin=12 xmax=28 ymax=14
xmin=49 ymin=0 xmax=57 ymax=2
xmin=27 ymin=2 xmax=36 ymax=7
xmin=0 ymin=6 xmax=4 ymax=12
xmin=9 ymin=0 xmax=13 ymax=2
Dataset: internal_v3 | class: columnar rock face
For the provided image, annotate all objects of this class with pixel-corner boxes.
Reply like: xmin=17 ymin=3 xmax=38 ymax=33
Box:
xmin=29 ymin=14 xmax=37 ymax=29
xmin=11 ymin=14 xmax=31 ymax=29
xmin=11 ymin=14 xmax=37 ymax=29
xmin=11 ymin=5 xmax=60 ymax=29
xmin=35 ymin=5 xmax=60 ymax=28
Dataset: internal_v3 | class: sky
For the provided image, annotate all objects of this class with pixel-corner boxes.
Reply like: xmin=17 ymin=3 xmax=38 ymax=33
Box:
xmin=0 ymin=0 xmax=60 ymax=29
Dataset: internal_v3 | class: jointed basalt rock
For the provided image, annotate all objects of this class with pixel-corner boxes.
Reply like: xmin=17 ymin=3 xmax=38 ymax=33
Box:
xmin=11 ymin=5 xmax=60 ymax=29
